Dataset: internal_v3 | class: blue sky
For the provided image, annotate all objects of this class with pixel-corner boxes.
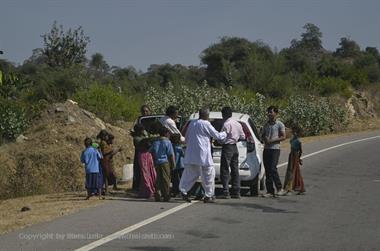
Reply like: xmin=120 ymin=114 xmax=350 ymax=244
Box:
xmin=1 ymin=0 xmax=379 ymax=71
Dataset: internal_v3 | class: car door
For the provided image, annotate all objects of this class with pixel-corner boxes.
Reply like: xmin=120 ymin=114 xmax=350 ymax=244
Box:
xmin=247 ymin=117 xmax=265 ymax=180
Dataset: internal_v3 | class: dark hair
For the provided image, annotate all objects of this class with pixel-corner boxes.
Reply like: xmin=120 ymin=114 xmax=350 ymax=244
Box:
xmin=84 ymin=137 xmax=92 ymax=147
xmin=291 ymin=124 xmax=302 ymax=135
xmin=165 ymin=105 xmax=178 ymax=117
xmin=221 ymin=106 xmax=233 ymax=119
xmin=96 ymin=129 xmax=109 ymax=140
xmin=106 ymin=134 xmax=114 ymax=144
xmin=267 ymin=105 xmax=279 ymax=113
xmin=131 ymin=124 xmax=145 ymax=137
xmin=170 ymin=134 xmax=181 ymax=144
xmin=158 ymin=126 xmax=169 ymax=137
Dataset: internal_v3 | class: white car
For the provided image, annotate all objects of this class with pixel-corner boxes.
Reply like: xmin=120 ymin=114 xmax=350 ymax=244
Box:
xmin=183 ymin=112 xmax=265 ymax=195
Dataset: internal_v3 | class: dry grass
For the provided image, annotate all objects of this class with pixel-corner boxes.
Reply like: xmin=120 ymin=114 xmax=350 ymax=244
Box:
xmin=0 ymin=192 xmax=104 ymax=235
xmin=0 ymin=182 xmax=132 ymax=235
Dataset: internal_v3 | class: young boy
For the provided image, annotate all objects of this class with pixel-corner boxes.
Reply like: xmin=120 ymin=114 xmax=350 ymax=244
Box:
xmin=150 ymin=127 xmax=175 ymax=202
xmin=81 ymin=137 xmax=103 ymax=200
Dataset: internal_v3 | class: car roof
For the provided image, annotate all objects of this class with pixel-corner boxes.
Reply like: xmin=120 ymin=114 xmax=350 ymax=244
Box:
xmin=188 ymin=112 xmax=250 ymax=121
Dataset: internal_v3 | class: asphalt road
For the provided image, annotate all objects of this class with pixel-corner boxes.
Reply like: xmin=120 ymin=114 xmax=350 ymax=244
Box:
xmin=1 ymin=130 xmax=380 ymax=251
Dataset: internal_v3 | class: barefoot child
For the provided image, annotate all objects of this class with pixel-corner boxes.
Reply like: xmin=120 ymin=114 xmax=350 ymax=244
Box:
xmin=150 ymin=127 xmax=175 ymax=202
xmin=282 ymin=125 xmax=305 ymax=195
xmin=81 ymin=137 xmax=103 ymax=199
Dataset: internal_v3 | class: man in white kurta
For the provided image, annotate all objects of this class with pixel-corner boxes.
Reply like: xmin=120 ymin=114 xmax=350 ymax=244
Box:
xmin=179 ymin=108 xmax=227 ymax=202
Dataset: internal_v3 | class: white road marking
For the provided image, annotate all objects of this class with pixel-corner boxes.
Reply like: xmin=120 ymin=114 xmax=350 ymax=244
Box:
xmin=75 ymin=134 xmax=380 ymax=251
xmin=277 ymin=135 xmax=380 ymax=168
xmin=74 ymin=202 xmax=197 ymax=251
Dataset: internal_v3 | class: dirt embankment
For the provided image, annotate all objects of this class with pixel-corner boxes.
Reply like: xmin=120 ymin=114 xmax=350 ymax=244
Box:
xmin=345 ymin=89 xmax=380 ymax=131
xmin=0 ymin=100 xmax=134 ymax=200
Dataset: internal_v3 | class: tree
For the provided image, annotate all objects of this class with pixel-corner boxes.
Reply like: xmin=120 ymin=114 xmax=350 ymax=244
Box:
xmin=89 ymin=53 xmax=109 ymax=73
xmin=0 ymin=60 xmax=25 ymax=99
xmin=24 ymin=48 xmax=47 ymax=65
xmin=365 ymin=47 xmax=379 ymax=59
xmin=42 ymin=21 xmax=90 ymax=67
xmin=335 ymin=37 xmax=361 ymax=58
xmin=200 ymin=37 xmax=275 ymax=89
xmin=300 ymin=23 xmax=323 ymax=52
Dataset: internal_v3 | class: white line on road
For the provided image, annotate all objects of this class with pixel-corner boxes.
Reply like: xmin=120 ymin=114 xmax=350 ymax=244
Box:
xmin=277 ymin=135 xmax=380 ymax=168
xmin=75 ymin=134 xmax=380 ymax=251
xmin=74 ymin=201 xmax=197 ymax=251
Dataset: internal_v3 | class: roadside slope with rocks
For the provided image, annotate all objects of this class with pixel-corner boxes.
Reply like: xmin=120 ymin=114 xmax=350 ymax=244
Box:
xmin=0 ymin=100 xmax=134 ymax=199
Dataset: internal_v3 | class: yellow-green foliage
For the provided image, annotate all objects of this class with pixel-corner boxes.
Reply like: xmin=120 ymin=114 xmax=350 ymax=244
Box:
xmin=73 ymin=84 xmax=140 ymax=122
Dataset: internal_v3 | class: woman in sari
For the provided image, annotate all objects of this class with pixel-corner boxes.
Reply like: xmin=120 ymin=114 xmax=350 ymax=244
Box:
xmin=282 ymin=125 xmax=306 ymax=195
xmin=131 ymin=124 xmax=156 ymax=198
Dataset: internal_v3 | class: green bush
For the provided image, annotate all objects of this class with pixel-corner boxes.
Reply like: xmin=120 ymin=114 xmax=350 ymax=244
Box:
xmin=316 ymin=77 xmax=351 ymax=96
xmin=0 ymin=99 xmax=28 ymax=140
xmin=73 ymin=84 xmax=140 ymax=122
xmin=283 ymin=95 xmax=349 ymax=136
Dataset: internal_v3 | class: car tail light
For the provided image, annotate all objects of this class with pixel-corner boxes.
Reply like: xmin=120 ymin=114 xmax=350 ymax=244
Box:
xmin=240 ymin=122 xmax=255 ymax=153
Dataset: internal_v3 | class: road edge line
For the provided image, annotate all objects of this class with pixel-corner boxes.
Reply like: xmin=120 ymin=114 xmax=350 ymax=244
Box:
xmin=277 ymin=135 xmax=380 ymax=168
xmin=74 ymin=202 xmax=196 ymax=251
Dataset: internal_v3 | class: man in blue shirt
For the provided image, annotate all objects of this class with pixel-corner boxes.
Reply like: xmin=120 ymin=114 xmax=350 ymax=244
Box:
xmin=150 ymin=127 xmax=175 ymax=202
xmin=81 ymin=137 xmax=103 ymax=199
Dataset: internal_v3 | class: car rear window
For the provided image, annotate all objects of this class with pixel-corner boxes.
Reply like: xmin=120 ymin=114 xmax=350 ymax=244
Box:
xmin=139 ymin=115 xmax=184 ymax=135
xmin=138 ymin=116 xmax=163 ymax=135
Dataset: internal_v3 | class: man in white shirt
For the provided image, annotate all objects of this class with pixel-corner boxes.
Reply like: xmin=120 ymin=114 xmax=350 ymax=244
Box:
xmin=220 ymin=107 xmax=245 ymax=199
xmin=160 ymin=105 xmax=185 ymax=142
xmin=179 ymin=108 xmax=227 ymax=203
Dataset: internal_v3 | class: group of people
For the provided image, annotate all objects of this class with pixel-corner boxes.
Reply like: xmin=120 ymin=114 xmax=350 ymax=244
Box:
xmin=80 ymin=129 xmax=122 ymax=199
xmin=82 ymin=103 xmax=305 ymax=202
xmin=131 ymin=105 xmax=200 ymax=202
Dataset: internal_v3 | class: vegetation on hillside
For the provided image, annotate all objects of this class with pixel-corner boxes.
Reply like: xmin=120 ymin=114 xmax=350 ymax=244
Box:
xmin=1 ymin=22 xmax=379 ymax=140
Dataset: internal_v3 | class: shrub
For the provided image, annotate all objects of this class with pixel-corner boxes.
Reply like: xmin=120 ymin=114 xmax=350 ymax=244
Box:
xmin=283 ymin=95 xmax=349 ymax=136
xmin=73 ymin=84 xmax=140 ymax=122
xmin=316 ymin=77 xmax=351 ymax=96
xmin=145 ymin=83 xmax=350 ymax=136
xmin=0 ymin=99 xmax=28 ymax=140
xmin=145 ymin=83 xmax=269 ymax=127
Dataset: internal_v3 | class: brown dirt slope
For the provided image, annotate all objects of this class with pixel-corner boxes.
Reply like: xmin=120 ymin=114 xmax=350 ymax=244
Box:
xmin=0 ymin=100 xmax=134 ymax=199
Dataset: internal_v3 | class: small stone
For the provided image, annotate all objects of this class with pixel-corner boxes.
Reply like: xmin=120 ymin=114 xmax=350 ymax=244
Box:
xmin=94 ymin=118 xmax=106 ymax=129
xmin=21 ymin=206 xmax=31 ymax=212
xmin=66 ymin=99 xmax=78 ymax=105
xmin=67 ymin=115 xmax=76 ymax=124
xmin=55 ymin=106 xmax=66 ymax=113
xmin=82 ymin=110 xmax=95 ymax=119
xmin=16 ymin=135 xmax=28 ymax=143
